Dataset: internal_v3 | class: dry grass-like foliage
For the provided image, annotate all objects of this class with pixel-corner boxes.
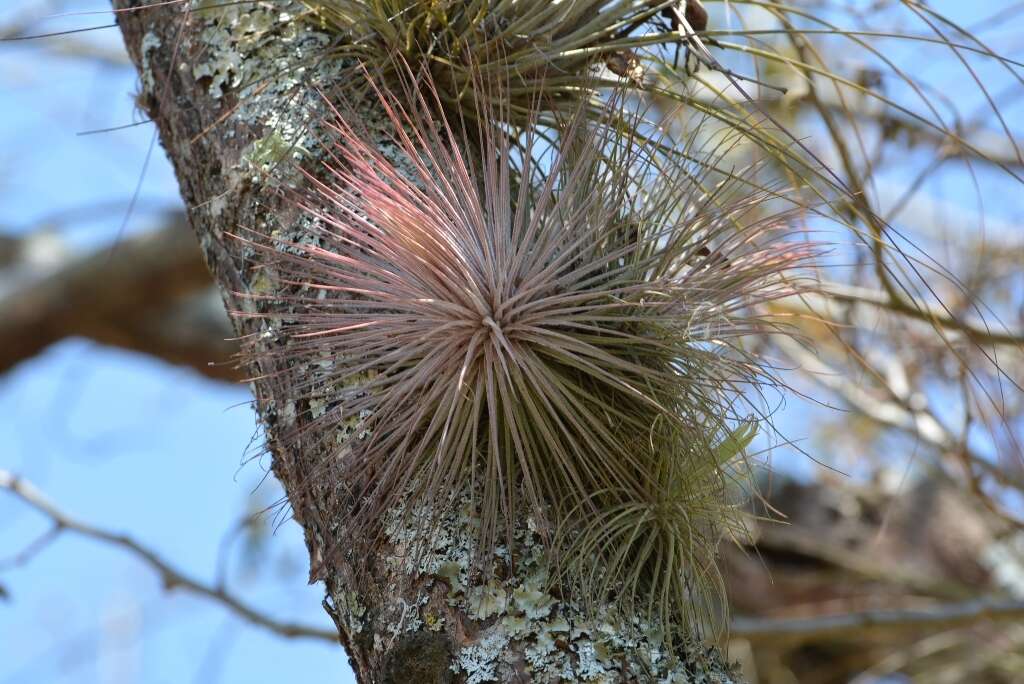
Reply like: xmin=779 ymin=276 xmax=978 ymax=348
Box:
xmin=291 ymin=1 xmax=1022 ymax=225
xmin=235 ymin=65 xmax=816 ymax=634
xmin=301 ymin=0 xmax=666 ymax=118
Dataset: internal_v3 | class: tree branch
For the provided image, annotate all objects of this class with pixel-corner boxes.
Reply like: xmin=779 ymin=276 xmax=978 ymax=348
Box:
xmin=731 ymin=596 xmax=1024 ymax=644
xmin=0 ymin=469 xmax=338 ymax=643
xmin=0 ymin=216 xmax=240 ymax=380
xmin=819 ymin=282 xmax=1024 ymax=348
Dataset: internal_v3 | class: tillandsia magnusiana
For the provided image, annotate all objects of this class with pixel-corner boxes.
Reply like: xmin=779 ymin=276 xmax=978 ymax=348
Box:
xmin=232 ymin=60 xmax=818 ymax=639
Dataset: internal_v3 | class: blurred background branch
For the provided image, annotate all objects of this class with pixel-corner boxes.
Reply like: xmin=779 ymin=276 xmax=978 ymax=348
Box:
xmin=732 ymin=597 xmax=1024 ymax=644
xmin=0 ymin=213 xmax=239 ymax=381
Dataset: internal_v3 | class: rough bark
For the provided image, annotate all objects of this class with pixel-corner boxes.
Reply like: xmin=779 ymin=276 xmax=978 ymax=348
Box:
xmin=112 ymin=2 xmax=739 ymax=681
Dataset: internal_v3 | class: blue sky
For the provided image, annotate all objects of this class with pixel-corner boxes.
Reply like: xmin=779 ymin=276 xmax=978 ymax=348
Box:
xmin=0 ymin=1 xmax=1020 ymax=682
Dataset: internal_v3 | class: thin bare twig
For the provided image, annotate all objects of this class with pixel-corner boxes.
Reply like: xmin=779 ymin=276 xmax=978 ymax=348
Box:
xmin=0 ymin=470 xmax=339 ymax=644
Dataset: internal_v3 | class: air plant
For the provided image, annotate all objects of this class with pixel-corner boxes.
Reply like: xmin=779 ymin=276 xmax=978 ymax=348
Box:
xmin=299 ymin=0 xmax=669 ymax=120
xmin=235 ymin=62 xmax=815 ymax=636
xmin=559 ymin=419 xmax=757 ymax=636
xmin=292 ymin=0 xmax=815 ymax=189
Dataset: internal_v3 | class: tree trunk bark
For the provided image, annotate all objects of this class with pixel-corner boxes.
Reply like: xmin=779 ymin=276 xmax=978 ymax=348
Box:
xmin=112 ymin=2 xmax=740 ymax=681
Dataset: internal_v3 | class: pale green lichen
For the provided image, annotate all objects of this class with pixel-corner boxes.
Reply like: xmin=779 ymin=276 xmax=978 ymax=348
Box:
xmin=380 ymin=499 xmax=739 ymax=683
xmin=455 ymin=631 xmax=512 ymax=684
xmin=243 ymin=131 xmax=306 ymax=174
xmin=500 ymin=612 xmax=529 ymax=635
xmin=385 ymin=598 xmax=424 ymax=642
xmin=512 ymin=584 xmax=555 ymax=620
xmin=309 ymin=397 xmax=327 ymax=419
xmin=436 ymin=561 xmax=464 ymax=595
xmin=139 ymin=31 xmax=161 ymax=94
xmin=248 ymin=266 xmax=276 ymax=296
xmin=190 ymin=0 xmax=278 ymax=97
xmin=187 ymin=0 xmax=350 ymax=185
xmin=341 ymin=590 xmax=366 ymax=634
xmin=279 ymin=400 xmax=297 ymax=426
xmin=466 ymin=580 xmax=508 ymax=620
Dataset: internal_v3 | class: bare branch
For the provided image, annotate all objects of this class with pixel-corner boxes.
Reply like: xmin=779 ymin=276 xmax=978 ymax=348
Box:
xmin=819 ymin=282 xmax=1024 ymax=348
xmin=0 ymin=216 xmax=240 ymax=380
xmin=0 ymin=469 xmax=338 ymax=644
xmin=731 ymin=596 xmax=1024 ymax=644
xmin=0 ymin=523 xmax=61 ymax=571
